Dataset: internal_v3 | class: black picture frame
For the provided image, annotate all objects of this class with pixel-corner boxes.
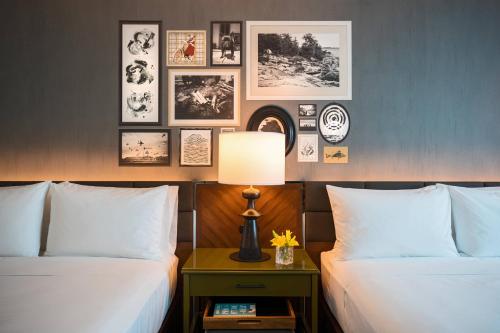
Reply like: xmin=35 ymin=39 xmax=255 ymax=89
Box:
xmin=179 ymin=128 xmax=214 ymax=167
xmin=299 ymin=118 xmax=317 ymax=131
xmin=246 ymin=105 xmax=296 ymax=156
xmin=298 ymin=104 xmax=317 ymax=117
xmin=318 ymin=102 xmax=350 ymax=144
xmin=119 ymin=129 xmax=171 ymax=166
xmin=210 ymin=21 xmax=243 ymax=67
xmin=119 ymin=20 xmax=162 ymax=126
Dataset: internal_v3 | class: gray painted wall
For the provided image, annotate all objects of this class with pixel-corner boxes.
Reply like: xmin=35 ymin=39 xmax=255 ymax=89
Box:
xmin=1 ymin=0 xmax=499 ymax=181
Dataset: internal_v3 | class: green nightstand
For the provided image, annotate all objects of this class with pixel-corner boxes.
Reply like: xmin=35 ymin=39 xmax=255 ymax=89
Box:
xmin=182 ymin=248 xmax=320 ymax=333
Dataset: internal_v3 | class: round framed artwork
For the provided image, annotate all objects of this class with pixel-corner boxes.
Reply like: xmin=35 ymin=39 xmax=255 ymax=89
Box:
xmin=246 ymin=105 xmax=296 ymax=155
xmin=318 ymin=103 xmax=350 ymax=144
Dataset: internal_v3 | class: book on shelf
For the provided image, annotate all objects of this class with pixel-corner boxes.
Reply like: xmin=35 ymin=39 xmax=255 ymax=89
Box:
xmin=213 ymin=303 xmax=256 ymax=317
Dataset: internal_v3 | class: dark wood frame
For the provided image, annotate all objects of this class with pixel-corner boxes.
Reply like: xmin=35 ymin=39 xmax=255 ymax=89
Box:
xmin=299 ymin=118 xmax=317 ymax=131
xmin=298 ymin=103 xmax=317 ymax=117
xmin=118 ymin=129 xmax=171 ymax=166
xmin=119 ymin=20 xmax=162 ymax=126
xmin=210 ymin=21 xmax=243 ymax=67
xmin=179 ymin=128 xmax=213 ymax=167
xmin=246 ymin=105 xmax=296 ymax=156
xmin=318 ymin=102 xmax=350 ymax=144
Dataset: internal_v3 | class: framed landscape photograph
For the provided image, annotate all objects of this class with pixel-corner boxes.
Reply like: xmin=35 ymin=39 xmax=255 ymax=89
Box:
xmin=168 ymin=68 xmax=240 ymax=126
xmin=210 ymin=21 xmax=242 ymax=66
xmin=120 ymin=21 xmax=161 ymax=125
xmin=166 ymin=30 xmax=206 ymax=66
xmin=298 ymin=104 xmax=317 ymax=117
xmin=179 ymin=128 xmax=213 ymax=167
xmin=119 ymin=129 xmax=170 ymax=166
xmin=246 ymin=21 xmax=352 ymax=100
xmin=297 ymin=134 xmax=318 ymax=162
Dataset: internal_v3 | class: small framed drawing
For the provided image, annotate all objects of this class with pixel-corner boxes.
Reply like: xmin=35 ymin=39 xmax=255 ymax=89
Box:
xmin=246 ymin=105 xmax=295 ymax=156
xmin=179 ymin=128 xmax=213 ymax=167
xmin=120 ymin=21 xmax=161 ymax=125
xmin=298 ymin=104 xmax=317 ymax=117
xmin=210 ymin=21 xmax=242 ymax=66
xmin=168 ymin=68 xmax=240 ymax=126
xmin=166 ymin=30 xmax=206 ymax=66
xmin=299 ymin=118 xmax=317 ymax=131
xmin=318 ymin=103 xmax=350 ymax=144
xmin=119 ymin=129 xmax=170 ymax=166
xmin=220 ymin=127 xmax=235 ymax=133
xmin=297 ymin=134 xmax=318 ymax=162
xmin=324 ymin=146 xmax=348 ymax=164
xmin=246 ymin=21 xmax=352 ymax=100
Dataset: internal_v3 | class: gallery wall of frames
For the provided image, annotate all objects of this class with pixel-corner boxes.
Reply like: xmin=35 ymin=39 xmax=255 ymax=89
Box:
xmin=119 ymin=20 xmax=352 ymax=169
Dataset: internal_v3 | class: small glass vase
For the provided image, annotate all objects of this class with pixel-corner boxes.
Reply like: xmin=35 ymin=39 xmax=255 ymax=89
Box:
xmin=275 ymin=246 xmax=294 ymax=265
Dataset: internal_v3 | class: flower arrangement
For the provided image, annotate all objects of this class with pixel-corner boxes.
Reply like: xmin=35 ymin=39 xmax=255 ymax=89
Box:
xmin=270 ymin=230 xmax=299 ymax=265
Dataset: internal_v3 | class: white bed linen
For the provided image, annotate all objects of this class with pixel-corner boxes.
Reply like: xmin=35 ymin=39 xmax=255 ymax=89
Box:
xmin=321 ymin=250 xmax=500 ymax=333
xmin=0 ymin=255 xmax=178 ymax=333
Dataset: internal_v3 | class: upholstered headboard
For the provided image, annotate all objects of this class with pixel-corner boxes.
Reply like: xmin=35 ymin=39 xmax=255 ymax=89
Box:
xmin=303 ymin=181 xmax=500 ymax=266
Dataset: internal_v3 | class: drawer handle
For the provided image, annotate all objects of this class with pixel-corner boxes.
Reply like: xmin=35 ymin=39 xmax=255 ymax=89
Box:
xmin=237 ymin=319 xmax=262 ymax=325
xmin=235 ymin=283 xmax=266 ymax=289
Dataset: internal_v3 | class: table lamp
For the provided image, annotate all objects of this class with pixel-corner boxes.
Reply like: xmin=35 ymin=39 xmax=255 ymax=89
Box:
xmin=218 ymin=131 xmax=285 ymax=262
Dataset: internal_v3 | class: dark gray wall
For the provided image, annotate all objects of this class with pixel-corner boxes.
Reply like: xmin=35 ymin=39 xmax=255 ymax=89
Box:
xmin=1 ymin=0 xmax=499 ymax=181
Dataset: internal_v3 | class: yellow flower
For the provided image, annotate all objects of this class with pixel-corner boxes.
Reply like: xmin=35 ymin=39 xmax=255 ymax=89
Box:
xmin=270 ymin=229 xmax=300 ymax=247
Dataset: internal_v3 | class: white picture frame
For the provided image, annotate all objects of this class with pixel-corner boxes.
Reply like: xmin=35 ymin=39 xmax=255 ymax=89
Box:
xmin=246 ymin=21 xmax=352 ymax=100
xmin=297 ymin=134 xmax=319 ymax=162
xmin=179 ymin=128 xmax=213 ymax=167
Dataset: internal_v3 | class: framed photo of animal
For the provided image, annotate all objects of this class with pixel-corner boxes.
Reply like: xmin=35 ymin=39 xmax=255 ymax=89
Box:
xmin=246 ymin=21 xmax=352 ymax=100
xmin=168 ymin=68 xmax=240 ymax=126
xmin=324 ymin=146 xmax=348 ymax=164
xmin=210 ymin=21 xmax=242 ymax=66
xmin=119 ymin=129 xmax=170 ymax=166
xmin=166 ymin=30 xmax=206 ymax=66
xmin=120 ymin=21 xmax=161 ymax=125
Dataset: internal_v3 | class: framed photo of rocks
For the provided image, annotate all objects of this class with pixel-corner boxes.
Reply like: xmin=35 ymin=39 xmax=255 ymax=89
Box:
xmin=120 ymin=21 xmax=161 ymax=125
xmin=246 ymin=21 xmax=352 ymax=100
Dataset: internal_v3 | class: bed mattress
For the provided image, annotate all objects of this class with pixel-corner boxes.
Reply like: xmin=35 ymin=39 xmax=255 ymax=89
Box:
xmin=321 ymin=250 xmax=500 ymax=333
xmin=0 ymin=255 xmax=178 ymax=333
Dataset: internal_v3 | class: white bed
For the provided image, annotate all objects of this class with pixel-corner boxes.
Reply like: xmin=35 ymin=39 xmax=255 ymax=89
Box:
xmin=321 ymin=250 xmax=500 ymax=333
xmin=0 ymin=255 xmax=178 ymax=333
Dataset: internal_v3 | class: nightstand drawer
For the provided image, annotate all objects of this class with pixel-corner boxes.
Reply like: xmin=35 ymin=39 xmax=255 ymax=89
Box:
xmin=189 ymin=274 xmax=311 ymax=296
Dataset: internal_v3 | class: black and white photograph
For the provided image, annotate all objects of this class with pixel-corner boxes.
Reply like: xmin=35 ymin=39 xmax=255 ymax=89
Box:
xmin=318 ymin=103 xmax=350 ymax=144
xmin=168 ymin=69 xmax=240 ymax=126
xmin=179 ymin=128 xmax=213 ymax=167
xmin=299 ymin=118 xmax=317 ymax=131
xmin=211 ymin=21 xmax=242 ymax=66
xmin=120 ymin=21 xmax=161 ymax=125
xmin=119 ymin=129 xmax=170 ymax=166
xmin=297 ymin=134 xmax=318 ymax=162
xmin=299 ymin=104 xmax=317 ymax=117
xmin=246 ymin=21 xmax=351 ymax=100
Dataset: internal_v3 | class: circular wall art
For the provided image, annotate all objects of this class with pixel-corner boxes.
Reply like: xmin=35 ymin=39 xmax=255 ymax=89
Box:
xmin=246 ymin=105 xmax=296 ymax=156
xmin=318 ymin=103 xmax=350 ymax=144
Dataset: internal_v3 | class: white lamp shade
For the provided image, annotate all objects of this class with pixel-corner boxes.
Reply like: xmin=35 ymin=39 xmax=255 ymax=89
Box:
xmin=218 ymin=131 xmax=285 ymax=186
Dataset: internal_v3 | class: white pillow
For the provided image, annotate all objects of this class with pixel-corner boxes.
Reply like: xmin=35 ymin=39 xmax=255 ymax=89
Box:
xmin=326 ymin=185 xmax=458 ymax=260
xmin=46 ymin=182 xmax=175 ymax=260
xmin=447 ymin=185 xmax=500 ymax=256
xmin=0 ymin=182 xmax=51 ymax=256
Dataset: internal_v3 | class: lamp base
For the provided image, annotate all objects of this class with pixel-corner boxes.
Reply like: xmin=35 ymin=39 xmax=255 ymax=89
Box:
xmin=229 ymin=251 xmax=271 ymax=262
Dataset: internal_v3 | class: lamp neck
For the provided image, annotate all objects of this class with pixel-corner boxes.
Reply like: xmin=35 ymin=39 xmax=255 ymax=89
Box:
xmin=242 ymin=186 xmax=260 ymax=210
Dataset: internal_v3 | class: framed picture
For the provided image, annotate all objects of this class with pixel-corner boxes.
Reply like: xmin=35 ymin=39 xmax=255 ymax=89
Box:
xmin=299 ymin=118 xmax=317 ymax=131
xmin=210 ymin=21 xmax=242 ymax=66
xmin=297 ymin=134 xmax=318 ymax=162
xmin=119 ymin=129 xmax=170 ymax=166
xmin=120 ymin=21 xmax=161 ymax=125
xmin=166 ymin=30 xmax=206 ymax=66
xmin=168 ymin=68 xmax=240 ymax=126
xmin=179 ymin=128 xmax=213 ymax=167
xmin=318 ymin=103 xmax=350 ymax=144
xmin=246 ymin=105 xmax=296 ymax=156
xmin=298 ymin=104 xmax=317 ymax=117
xmin=324 ymin=146 xmax=348 ymax=164
xmin=246 ymin=21 xmax=352 ymax=100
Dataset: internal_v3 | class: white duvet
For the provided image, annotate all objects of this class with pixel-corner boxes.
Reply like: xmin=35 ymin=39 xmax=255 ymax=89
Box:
xmin=0 ymin=256 xmax=178 ymax=333
xmin=321 ymin=251 xmax=500 ymax=333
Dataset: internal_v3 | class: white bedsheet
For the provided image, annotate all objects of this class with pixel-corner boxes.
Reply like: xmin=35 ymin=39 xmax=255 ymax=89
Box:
xmin=0 ymin=255 xmax=178 ymax=333
xmin=321 ymin=250 xmax=500 ymax=333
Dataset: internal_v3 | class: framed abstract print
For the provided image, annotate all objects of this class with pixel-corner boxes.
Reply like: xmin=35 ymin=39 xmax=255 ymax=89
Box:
xmin=246 ymin=21 xmax=352 ymax=100
xmin=120 ymin=21 xmax=161 ymax=125
xmin=119 ymin=129 xmax=170 ymax=166
xmin=179 ymin=128 xmax=213 ymax=167
xmin=210 ymin=21 xmax=242 ymax=66
xmin=166 ymin=30 xmax=206 ymax=67
xmin=297 ymin=134 xmax=318 ymax=162
xmin=168 ymin=68 xmax=240 ymax=126
xmin=318 ymin=103 xmax=350 ymax=144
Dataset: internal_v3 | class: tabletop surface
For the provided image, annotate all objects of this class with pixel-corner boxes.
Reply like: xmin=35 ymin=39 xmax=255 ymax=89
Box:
xmin=182 ymin=248 xmax=319 ymax=274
